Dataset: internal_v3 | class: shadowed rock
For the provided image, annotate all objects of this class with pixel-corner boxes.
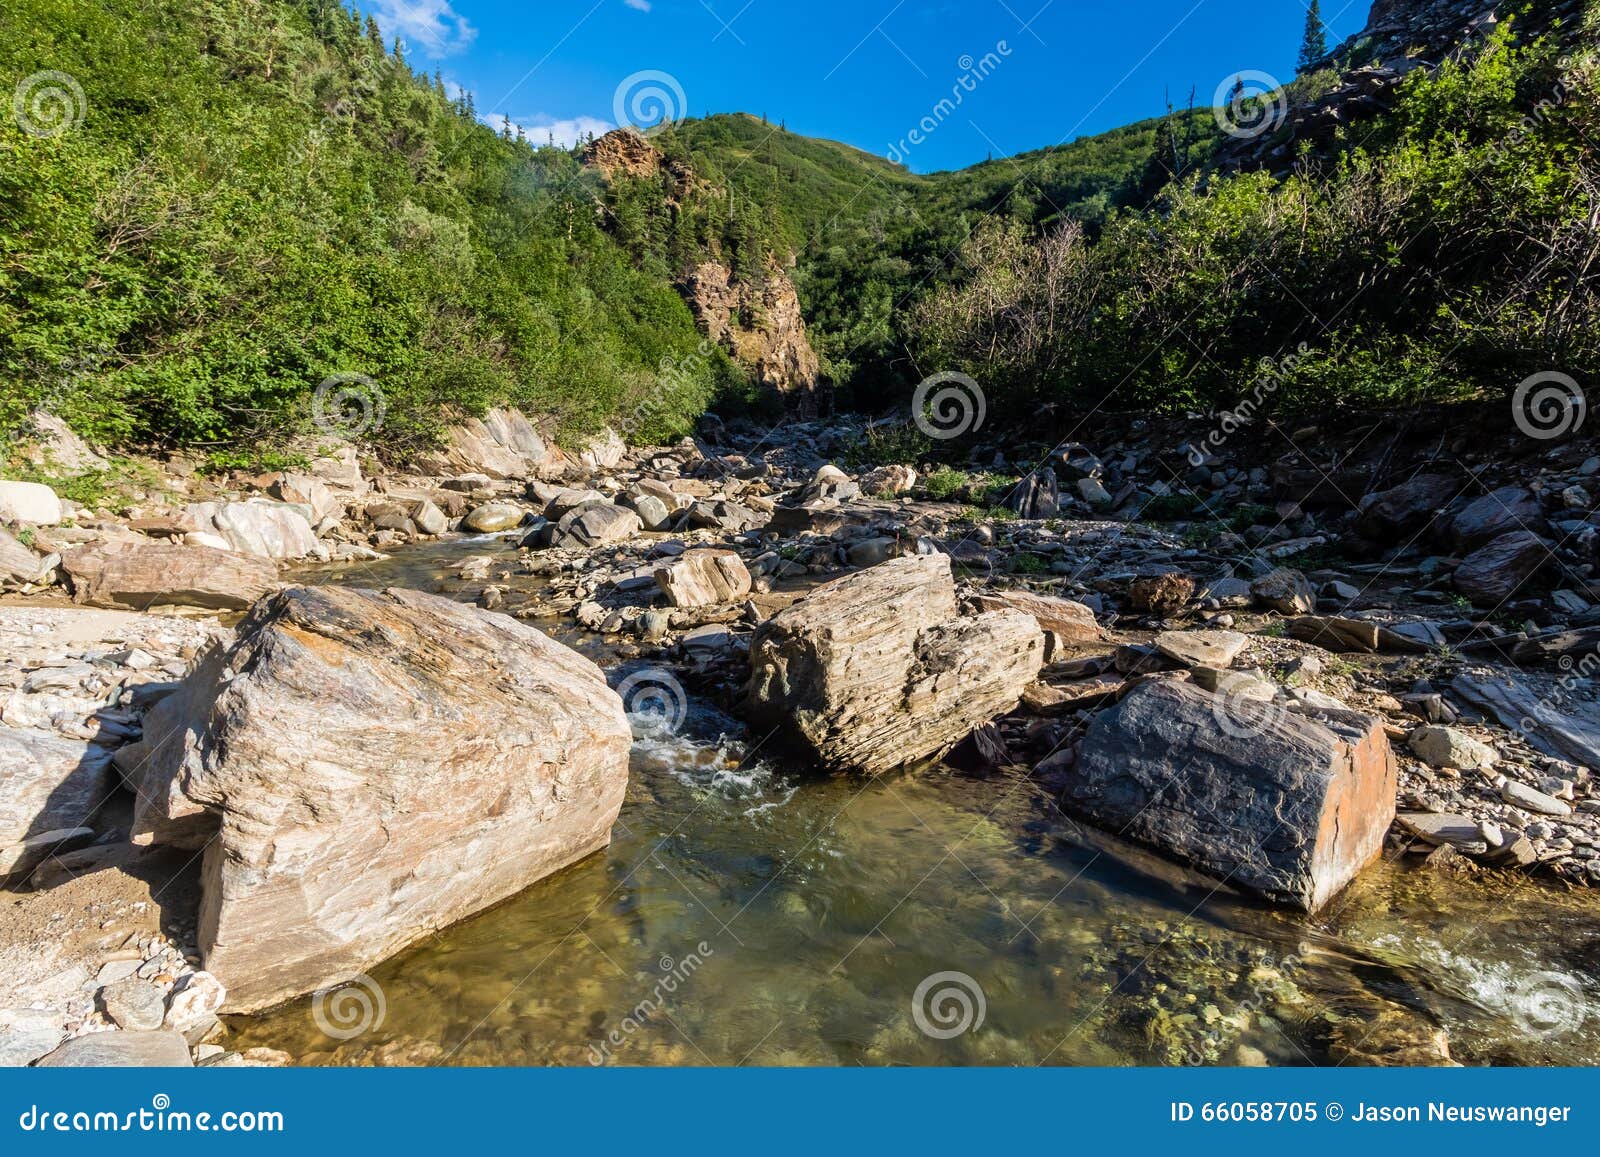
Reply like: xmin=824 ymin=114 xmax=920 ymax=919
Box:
xmin=1065 ymin=680 xmax=1396 ymax=912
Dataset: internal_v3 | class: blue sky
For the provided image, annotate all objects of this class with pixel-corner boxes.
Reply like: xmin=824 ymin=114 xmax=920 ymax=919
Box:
xmin=364 ymin=0 xmax=1369 ymax=172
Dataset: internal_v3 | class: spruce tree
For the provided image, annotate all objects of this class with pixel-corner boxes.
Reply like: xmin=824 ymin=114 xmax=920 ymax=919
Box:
xmin=1298 ymin=0 xmax=1329 ymax=73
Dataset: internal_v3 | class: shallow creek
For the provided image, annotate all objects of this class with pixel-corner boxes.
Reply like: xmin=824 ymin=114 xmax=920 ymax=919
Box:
xmin=233 ymin=539 xmax=1600 ymax=1066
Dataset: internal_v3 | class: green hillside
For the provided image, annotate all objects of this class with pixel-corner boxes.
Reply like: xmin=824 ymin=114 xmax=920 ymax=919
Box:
xmin=657 ymin=110 xmax=1213 ymax=396
xmin=0 ymin=0 xmax=741 ymax=456
xmin=2 ymin=0 xmax=1594 ymax=460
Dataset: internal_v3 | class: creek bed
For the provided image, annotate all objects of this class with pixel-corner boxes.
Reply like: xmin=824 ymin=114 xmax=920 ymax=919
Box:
xmin=231 ymin=539 xmax=1600 ymax=1066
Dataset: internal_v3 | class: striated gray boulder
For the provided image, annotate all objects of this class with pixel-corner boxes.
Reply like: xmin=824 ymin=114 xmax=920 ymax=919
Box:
xmin=0 ymin=730 xmax=115 ymax=879
xmin=747 ymin=554 xmax=1044 ymax=774
xmin=62 ymin=541 xmax=276 ymax=611
xmin=184 ymin=500 xmax=317 ymax=560
xmin=1453 ymin=531 xmax=1549 ymax=605
xmin=550 ymin=502 xmax=641 ymax=549
xmin=35 ymin=1030 xmax=192 ymax=1068
xmin=1443 ymin=486 xmax=1544 ymax=550
xmin=970 ymin=589 xmax=1100 ymax=645
xmin=1357 ymin=472 xmax=1456 ymax=538
xmin=1065 ymin=680 xmax=1396 ymax=912
xmin=655 ymin=549 xmax=751 ymax=608
xmin=116 ymin=585 xmax=632 ymax=1012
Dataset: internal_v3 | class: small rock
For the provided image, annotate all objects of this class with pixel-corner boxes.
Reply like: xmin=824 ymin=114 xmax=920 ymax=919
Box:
xmin=462 ymin=502 xmax=526 ymax=533
xmin=1407 ymin=725 xmax=1497 ymax=771
xmin=99 ymin=977 xmax=167 ymax=1031
xmin=1499 ymin=779 xmax=1573 ymax=817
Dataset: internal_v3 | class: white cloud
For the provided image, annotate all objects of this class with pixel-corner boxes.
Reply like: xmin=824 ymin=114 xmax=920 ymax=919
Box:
xmin=624 ymin=0 xmax=652 ymax=10
xmin=483 ymin=113 xmax=616 ymax=148
xmin=369 ymin=0 xmax=477 ymax=57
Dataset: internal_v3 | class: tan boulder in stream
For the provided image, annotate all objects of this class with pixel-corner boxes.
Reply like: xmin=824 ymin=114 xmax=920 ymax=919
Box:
xmin=116 ymin=585 xmax=631 ymax=1012
xmin=747 ymin=554 xmax=1044 ymax=774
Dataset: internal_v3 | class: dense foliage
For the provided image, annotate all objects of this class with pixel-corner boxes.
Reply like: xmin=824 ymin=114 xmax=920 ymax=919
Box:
xmin=0 ymin=0 xmax=742 ymax=454
xmin=2 ymin=1 xmax=1595 ymax=457
xmin=909 ymin=17 xmax=1600 ymax=419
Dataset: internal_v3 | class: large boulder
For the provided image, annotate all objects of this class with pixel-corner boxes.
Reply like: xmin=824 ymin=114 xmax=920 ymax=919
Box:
xmin=0 ymin=528 xmax=52 ymax=589
xmin=184 ymin=501 xmax=317 ymax=560
xmin=269 ymin=474 xmax=342 ymax=525
xmin=34 ymin=1030 xmax=192 ymax=1068
xmin=1065 ymin=680 xmax=1396 ymax=912
xmin=0 ymin=730 xmax=116 ymax=880
xmin=62 ymin=541 xmax=276 ymax=611
xmin=655 ymin=549 xmax=752 ymax=608
xmin=461 ymin=502 xmax=526 ymax=533
xmin=747 ymin=554 xmax=1045 ymax=774
xmin=423 ymin=407 xmax=554 ymax=480
xmin=112 ymin=585 xmax=632 ymax=1011
xmin=1453 ymin=531 xmax=1549 ymax=605
xmin=18 ymin=411 xmax=110 ymax=476
xmin=0 ymin=480 xmax=63 ymax=526
xmin=1443 ymin=486 xmax=1544 ymax=550
xmin=1357 ymin=473 xmax=1456 ymax=538
xmin=1251 ymin=568 xmax=1315 ymax=614
xmin=550 ymin=502 xmax=641 ymax=549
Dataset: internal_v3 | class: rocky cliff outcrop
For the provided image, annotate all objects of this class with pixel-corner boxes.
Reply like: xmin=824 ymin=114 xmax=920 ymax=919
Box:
xmin=581 ymin=129 xmax=825 ymax=408
xmin=683 ymin=261 xmax=822 ymax=408
xmin=1216 ymin=0 xmax=1589 ymax=174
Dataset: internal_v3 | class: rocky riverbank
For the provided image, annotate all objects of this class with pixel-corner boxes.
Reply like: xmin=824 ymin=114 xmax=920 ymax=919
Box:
xmin=2 ymin=401 xmax=1598 ymax=1066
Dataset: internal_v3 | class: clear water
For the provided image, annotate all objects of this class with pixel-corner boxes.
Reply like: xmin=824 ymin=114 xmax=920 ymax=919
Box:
xmin=234 ymin=543 xmax=1600 ymax=1067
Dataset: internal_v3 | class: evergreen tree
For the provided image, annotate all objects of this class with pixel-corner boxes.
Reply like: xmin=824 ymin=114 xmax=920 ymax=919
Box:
xmin=1298 ymin=0 xmax=1329 ymax=73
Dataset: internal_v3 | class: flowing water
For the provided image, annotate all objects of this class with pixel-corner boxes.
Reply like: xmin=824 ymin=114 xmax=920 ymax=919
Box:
xmin=233 ymin=540 xmax=1600 ymax=1066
